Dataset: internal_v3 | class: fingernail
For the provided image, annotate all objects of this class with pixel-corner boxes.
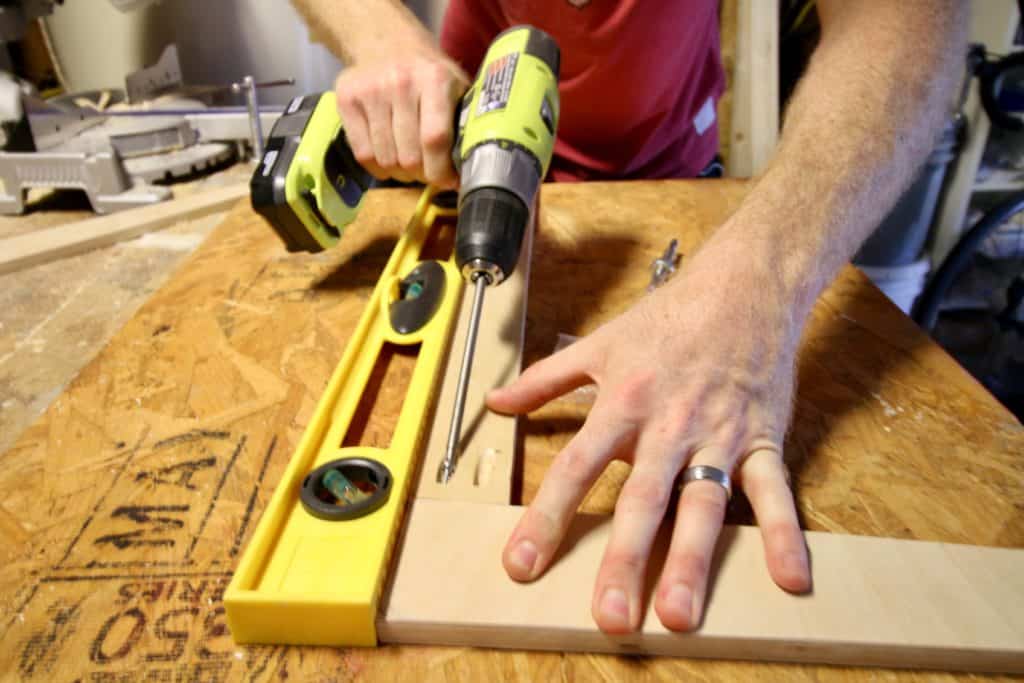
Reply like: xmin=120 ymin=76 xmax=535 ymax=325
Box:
xmin=783 ymin=551 xmax=809 ymax=576
xmin=666 ymin=583 xmax=692 ymax=626
xmin=509 ymin=540 xmax=537 ymax=577
xmin=783 ymin=551 xmax=811 ymax=589
xmin=599 ymin=587 xmax=630 ymax=625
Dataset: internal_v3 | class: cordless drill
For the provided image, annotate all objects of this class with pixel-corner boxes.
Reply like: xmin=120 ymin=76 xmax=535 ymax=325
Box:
xmin=249 ymin=25 xmax=561 ymax=481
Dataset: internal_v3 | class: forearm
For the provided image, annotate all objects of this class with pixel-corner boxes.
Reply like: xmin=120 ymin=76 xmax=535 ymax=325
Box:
xmin=710 ymin=0 xmax=967 ymax=324
xmin=290 ymin=0 xmax=438 ymax=64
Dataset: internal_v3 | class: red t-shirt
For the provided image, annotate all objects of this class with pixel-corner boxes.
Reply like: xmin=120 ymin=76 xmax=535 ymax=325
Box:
xmin=441 ymin=0 xmax=725 ymax=182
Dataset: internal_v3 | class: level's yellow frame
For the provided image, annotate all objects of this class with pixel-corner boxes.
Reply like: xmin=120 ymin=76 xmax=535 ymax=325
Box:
xmin=225 ymin=190 xmax=462 ymax=645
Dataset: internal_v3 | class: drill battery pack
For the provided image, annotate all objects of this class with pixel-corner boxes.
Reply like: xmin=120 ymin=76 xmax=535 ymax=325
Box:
xmin=250 ymin=92 xmax=376 ymax=253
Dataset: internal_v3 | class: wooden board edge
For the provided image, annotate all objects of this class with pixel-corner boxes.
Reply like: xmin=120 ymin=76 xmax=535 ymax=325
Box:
xmin=0 ymin=183 xmax=248 ymax=276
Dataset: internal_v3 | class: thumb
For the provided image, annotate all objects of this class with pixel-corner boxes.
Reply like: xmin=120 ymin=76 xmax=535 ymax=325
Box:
xmin=487 ymin=347 xmax=593 ymax=415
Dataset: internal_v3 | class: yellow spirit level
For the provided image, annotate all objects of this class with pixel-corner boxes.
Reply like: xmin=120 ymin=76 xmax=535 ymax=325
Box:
xmin=225 ymin=189 xmax=462 ymax=646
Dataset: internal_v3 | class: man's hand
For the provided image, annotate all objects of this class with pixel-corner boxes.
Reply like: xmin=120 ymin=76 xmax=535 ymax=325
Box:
xmin=335 ymin=56 xmax=469 ymax=188
xmin=487 ymin=238 xmax=812 ymax=633
xmin=290 ymin=0 xmax=469 ymax=186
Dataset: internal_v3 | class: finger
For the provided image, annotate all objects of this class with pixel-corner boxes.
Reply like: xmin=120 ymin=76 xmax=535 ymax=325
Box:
xmin=390 ymin=73 xmax=423 ymax=181
xmin=362 ymin=94 xmax=401 ymax=180
xmin=654 ymin=446 xmax=733 ymax=632
xmin=487 ymin=342 xmax=596 ymax=415
xmin=739 ymin=448 xmax=811 ymax=593
xmin=591 ymin=432 xmax=686 ymax=634
xmin=503 ymin=398 xmax=636 ymax=583
xmin=336 ymin=96 xmax=386 ymax=179
xmin=419 ymin=72 xmax=459 ymax=188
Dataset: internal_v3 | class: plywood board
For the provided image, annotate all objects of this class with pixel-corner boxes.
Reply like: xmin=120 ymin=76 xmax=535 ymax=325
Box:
xmin=2 ymin=182 xmax=1022 ymax=681
xmin=380 ymin=499 xmax=1024 ymax=673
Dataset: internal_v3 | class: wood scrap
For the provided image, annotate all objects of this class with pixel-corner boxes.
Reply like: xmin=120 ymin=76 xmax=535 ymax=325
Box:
xmin=0 ymin=183 xmax=247 ymax=275
xmin=729 ymin=0 xmax=780 ymax=177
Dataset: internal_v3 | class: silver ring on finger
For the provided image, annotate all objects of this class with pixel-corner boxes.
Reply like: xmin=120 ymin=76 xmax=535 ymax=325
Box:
xmin=679 ymin=465 xmax=732 ymax=500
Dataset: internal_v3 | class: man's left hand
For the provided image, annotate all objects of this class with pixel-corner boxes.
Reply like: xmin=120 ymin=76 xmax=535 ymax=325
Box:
xmin=487 ymin=237 xmax=813 ymax=633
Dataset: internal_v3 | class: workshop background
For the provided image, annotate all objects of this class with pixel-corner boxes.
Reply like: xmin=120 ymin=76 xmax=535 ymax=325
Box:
xmin=0 ymin=0 xmax=1021 ymax=454
xmin=0 ymin=1 xmax=1021 ymax=680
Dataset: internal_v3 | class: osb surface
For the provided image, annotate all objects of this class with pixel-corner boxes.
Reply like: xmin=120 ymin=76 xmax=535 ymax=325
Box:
xmin=0 ymin=164 xmax=251 ymax=458
xmin=0 ymin=182 xmax=1021 ymax=682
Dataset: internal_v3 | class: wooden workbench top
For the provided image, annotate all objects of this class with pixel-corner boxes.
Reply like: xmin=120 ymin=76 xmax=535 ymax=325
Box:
xmin=1 ymin=181 xmax=1021 ymax=682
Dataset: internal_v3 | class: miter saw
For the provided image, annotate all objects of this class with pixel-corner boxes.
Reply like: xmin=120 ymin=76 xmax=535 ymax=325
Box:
xmin=0 ymin=9 xmax=288 ymax=215
xmin=0 ymin=0 xmax=159 ymax=43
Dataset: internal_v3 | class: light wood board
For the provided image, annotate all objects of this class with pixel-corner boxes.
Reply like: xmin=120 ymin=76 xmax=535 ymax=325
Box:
xmin=381 ymin=499 xmax=1024 ymax=673
xmin=389 ymin=178 xmax=1024 ymax=673
xmin=0 ymin=183 xmax=247 ymax=275
xmin=414 ymin=211 xmax=533 ymax=504
xmin=728 ymin=0 xmax=780 ymax=177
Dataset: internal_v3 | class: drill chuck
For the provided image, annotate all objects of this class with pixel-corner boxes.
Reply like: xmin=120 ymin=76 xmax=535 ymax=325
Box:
xmin=451 ymin=24 xmax=560 ymax=290
xmin=455 ymin=186 xmax=529 ymax=285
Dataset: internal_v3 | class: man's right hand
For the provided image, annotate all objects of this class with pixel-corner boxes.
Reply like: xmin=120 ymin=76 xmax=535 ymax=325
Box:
xmin=335 ymin=56 xmax=469 ymax=188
